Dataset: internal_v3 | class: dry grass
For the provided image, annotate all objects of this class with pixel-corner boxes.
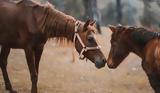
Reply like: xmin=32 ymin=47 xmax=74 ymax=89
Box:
xmin=0 ymin=27 xmax=154 ymax=93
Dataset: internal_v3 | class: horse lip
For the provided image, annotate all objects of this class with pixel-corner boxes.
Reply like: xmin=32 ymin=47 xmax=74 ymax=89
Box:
xmin=95 ymin=64 xmax=103 ymax=69
xmin=95 ymin=66 xmax=101 ymax=69
xmin=107 ymin=64 xmax=117 ymax=69
xmin=107 ymin=58 xmax=117 ymax=69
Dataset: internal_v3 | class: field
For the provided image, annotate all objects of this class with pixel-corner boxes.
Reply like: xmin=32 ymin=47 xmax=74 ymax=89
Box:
xmin=0 ymin=28 xmax=154 ymax=93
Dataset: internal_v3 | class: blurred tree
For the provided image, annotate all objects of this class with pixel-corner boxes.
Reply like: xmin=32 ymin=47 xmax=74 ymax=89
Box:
xmin=141 ymin=0 xmax=160 ymax=30
xmin=116 ymin=0 xmax=122 ymax=24
xmin=51 ymin=0 xmax=84 ymax=20
xmin=101 ymin=1 xmax=117 ymax=25
xmin=126 ymin=0 xmax=137 ymax=25
xmin=50 ymin=0 xmax=65 ymax=11
xmin=141 ymin=0 xmax=152 ymax=27
xmin=63 ymin=0 xmax=84 ymax=19
xmin=83 ymin=0 xmax=102 ymax=34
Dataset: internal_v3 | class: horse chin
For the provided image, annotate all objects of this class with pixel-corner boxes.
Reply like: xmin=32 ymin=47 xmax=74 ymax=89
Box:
xmin=107 ymin=61 xmax=120 ymax=69
xmin=83 ymin=53 xmax=106 ymax=69
xmin=107 ymin=59 xmax=117 ymax=69
xmin=95 ymin=64 xmax=104 ymax=69
xmin=107 ymin=64 xmax=117 ymax=69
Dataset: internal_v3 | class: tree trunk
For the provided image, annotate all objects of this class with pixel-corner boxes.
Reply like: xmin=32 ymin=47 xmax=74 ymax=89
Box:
xmin=83 ymin=0 xmax=102 ymax=34
xmin=51 ymin=0 xmax=65 ymax=11
xmin=116 ymin=0 xmax=122 ymax=24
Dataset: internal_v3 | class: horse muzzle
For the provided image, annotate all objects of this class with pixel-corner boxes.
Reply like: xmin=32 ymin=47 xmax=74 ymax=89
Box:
xmin=94 ymin=58 xmax=106 ymax=69
xmin=107 ymin=63 xmax=117 ymax=69
xmin=107 ymin=58 xmax=117 ymax=69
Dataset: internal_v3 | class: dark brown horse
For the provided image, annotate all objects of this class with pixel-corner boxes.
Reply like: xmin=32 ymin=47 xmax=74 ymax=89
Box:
xmin=107 ymin=25 xmax=160 ymax=93
xmin=0 ymin=0 xmax=107 ymax=93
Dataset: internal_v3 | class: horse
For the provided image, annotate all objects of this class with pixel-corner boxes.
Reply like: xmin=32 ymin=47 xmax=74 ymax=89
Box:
xmin=107 ymin=25 xmax=160 ymax=93
xmin=0 ymin=0 xmax=107 ymax=93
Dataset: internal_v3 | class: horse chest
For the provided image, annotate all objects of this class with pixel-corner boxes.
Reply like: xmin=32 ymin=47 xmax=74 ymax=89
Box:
xmin=31 ymin=34 xmax=47 ymax=46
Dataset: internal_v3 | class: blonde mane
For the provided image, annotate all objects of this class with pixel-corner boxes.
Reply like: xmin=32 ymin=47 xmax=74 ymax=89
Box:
xmin=39 ymin=2 xmax=77 ymax=46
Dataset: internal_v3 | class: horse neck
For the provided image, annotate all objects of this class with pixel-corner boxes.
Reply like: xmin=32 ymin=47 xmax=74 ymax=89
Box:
xmin=127 ymin=33 xmax=145 ymax=58
xmin=43 ymin=8 xmax=77 ymax=42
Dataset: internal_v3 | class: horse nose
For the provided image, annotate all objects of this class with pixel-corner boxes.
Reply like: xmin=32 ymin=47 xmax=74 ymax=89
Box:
xmin=107 ymin=62 xmax=116 ymax=69
xmin=95 ymin=58 xmax=106 ymax=69
xmin=107 ymin=58 xmax=116 ymax=69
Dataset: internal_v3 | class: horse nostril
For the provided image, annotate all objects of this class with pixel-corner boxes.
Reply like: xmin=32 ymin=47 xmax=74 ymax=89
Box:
xmin=102 ymin=58 xmax=107 ymax=63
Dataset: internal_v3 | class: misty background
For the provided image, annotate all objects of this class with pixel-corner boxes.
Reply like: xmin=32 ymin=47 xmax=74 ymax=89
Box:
xmin=37 ymin=0 xmax=160 ymax=32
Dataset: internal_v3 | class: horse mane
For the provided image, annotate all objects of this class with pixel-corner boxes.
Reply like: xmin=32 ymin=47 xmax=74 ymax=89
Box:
xmin=130 ymin=27 xmax=160 ymax=46
xmin=16 ymin=0 xmax=83 ymax=46
xmin=16 ymin=0 xmax=76 ymax=46
xmin=37 ymin=1 xmax=78 ymax=46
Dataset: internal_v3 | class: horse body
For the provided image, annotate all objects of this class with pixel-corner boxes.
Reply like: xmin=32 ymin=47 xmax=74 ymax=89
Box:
xmin=141 ymin=39 xmax=160 ymax=93
xmin=107 ymin=25 xmax=160 ymax=93
xmin=0 ymin=0 xmax=42 ymax=48
xmin=0 ymin=0 xmax=106 ymax=93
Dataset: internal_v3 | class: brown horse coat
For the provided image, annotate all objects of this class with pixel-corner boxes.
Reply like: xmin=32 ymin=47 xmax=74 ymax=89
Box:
xmin=0 ymin=0 xmax=106 ymax=93
xmin=107 ymin=25 xmax=160 ymax=93
xmin=0 ymin=0 xmax=41 ymax=48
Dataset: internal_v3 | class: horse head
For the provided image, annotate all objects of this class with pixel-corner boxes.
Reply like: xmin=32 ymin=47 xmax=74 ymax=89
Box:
xmin=74 ymin=19 xmax=106 ymax=69
xmin=107 ymin=25 xmax=131 ymax=68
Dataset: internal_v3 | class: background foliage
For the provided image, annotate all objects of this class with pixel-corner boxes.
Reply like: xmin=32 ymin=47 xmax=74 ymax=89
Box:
xmin=35 ymin=0 xmax=160 ymax=30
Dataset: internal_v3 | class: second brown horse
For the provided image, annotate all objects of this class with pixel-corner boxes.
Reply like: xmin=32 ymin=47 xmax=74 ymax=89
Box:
xmin=107 ymin=25 xmax=160 ymax=93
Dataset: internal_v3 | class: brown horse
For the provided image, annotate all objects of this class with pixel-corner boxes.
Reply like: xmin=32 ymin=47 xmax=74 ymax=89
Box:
xmin=0 ymin=0 xmax=107 ymax=93
xmin=107 ymin=25 xmax=160 ymax=93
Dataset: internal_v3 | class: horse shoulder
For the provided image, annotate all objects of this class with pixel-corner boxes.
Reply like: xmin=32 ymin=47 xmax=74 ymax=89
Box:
xmin=144 ymin=39 xmax=160 ymax=71
xmin=25 ymin=12 xmax=39 ymax=34
xmin=153 ymin=39 xmax=160 ymax=72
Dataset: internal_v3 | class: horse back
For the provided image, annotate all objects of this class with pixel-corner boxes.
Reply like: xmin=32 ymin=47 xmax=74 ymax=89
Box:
xmin=0 ymin=0 xmax=42 ymax=48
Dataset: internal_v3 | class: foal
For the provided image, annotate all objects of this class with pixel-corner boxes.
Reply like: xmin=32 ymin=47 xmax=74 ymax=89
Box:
xmin=107 ymin=25 xmax=160 ymax=93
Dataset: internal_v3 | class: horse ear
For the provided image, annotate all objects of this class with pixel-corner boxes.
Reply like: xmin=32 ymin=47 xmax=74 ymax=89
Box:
xmin=108 ymin=25 xmax=116 ymax=32
xmin=83 ymin=19 xmax=91 ymax=31
xmin=90 ymin=20 xmax=96 ymax=26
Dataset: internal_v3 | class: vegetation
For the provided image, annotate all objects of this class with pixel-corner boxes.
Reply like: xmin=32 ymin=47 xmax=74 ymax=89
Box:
xmin=34 ymin=0 xmax=160 ymax=31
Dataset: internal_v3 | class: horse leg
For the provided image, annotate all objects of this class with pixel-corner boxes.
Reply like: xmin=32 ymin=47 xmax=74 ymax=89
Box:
xmin=34 ymin=46 xmax=44 ymax=74
xmin=142 ymin=61 xmax=160 ymax=93
xmin=25 ymin=47 xmax=38 ymax=93
xmin=0 ymin=47 xmax=16 ymax=93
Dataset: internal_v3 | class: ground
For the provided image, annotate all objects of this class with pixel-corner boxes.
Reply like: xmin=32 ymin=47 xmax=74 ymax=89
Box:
xmin=0 ymin=28 xmax=154 ymax=93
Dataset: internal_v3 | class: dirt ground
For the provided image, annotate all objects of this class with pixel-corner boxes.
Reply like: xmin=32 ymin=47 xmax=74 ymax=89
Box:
xmin=0 ymin=28 xmax=154 ymax=93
